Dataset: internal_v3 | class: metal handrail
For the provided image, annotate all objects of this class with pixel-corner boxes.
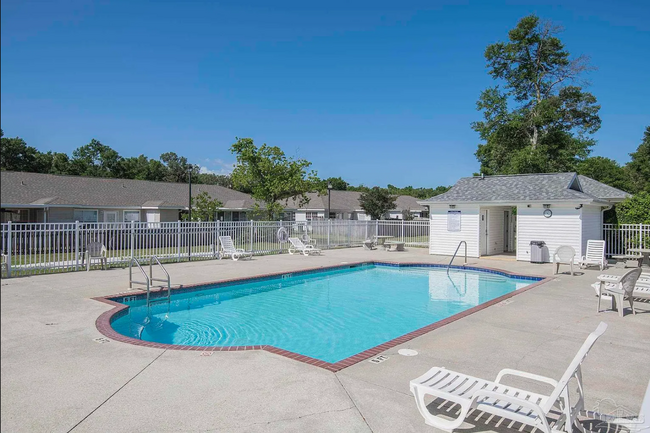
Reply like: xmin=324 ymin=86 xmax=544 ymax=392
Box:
xmin=447 ymin=241 xmax=468 ymax=275
xmin=129 ymin=257 xmax=151 ymax=305
xmin=149 ymin=255 xmax=171 ymax=301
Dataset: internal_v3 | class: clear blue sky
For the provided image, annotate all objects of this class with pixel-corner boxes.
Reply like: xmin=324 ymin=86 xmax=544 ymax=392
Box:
xmin=2 ymin=0 xmax=648 ymax=188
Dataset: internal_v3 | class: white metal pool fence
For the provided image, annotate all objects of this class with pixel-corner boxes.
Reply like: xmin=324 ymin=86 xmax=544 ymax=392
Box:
xmin=602 ymin=223 xmax=650 ymax=258
xmin=0 ymin=219 xmax=430 ymax=277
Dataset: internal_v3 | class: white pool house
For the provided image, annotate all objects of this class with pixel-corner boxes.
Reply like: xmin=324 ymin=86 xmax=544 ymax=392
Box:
xmin=418 ymin=173 xmax=629 ymax=262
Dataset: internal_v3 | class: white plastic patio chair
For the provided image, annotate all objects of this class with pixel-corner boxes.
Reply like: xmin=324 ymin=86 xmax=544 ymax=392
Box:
xmin=410 ymin=322 xmax=608 ymax=433
xmin=85 ymin=242 xmax=108 ymax=271
xmin=301 ymin=233 xmax=317 ymax=246
xmin=288 ymin=237 xmax=321 ymax=256
xmin=553 ymin=245 xmax=576 ymax=276
xmin=577 ymin=240 xmax=606 ymax=271
xmin=580 ymin=379 xmax=650 ymax=433
xmin=218 ymin=236 xmax=252 ymax=261
xmin=592 ymin=268 xmax=643 ymax=316
xmin=363 ymin=238 xmax=377 ymax=250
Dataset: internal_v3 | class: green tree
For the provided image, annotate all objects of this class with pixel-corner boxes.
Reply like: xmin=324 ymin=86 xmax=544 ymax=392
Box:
xmin=358 ymin=187 xmax=397 ymax=220
xmin=0 ymin=129 xmax=47 ymax=172
xmin=615 ymin=192 xmax=650 ymax=225
xmin=195 ymin=173 xmax=233 ymax=188
xmin=71 ymin=139 xmax=123 ymax=177
xmin=120 ymin=155 xmax=167 ymax=181
xmin=160 ymin=152 xmax=199 ymax=183
xmin=230 ymin=137 xmax=320 ymax=220
xmin=473 ymin=15 xmax=600 ymax=175
xmin=576 ymin=156 xmax=631 ymax=192
xmin=321 ymin=176 xmax=349 ymax=191
xmin=184 ymin=191 xmax=223 ymax=221
xmin=626 ymin=126 xmax=650 ymax=193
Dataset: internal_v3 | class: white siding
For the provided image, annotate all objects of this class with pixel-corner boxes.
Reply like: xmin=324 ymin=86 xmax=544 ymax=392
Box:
xmin=581 ymin=205 xmax=602 ymax=255
xmin=429 ymin=204 xmax=480 ymax=257
xmin=516 ymin=204 xmax=582 ymax=262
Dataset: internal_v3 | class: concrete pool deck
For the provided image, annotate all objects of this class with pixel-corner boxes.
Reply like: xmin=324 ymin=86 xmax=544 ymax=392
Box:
xmin=2 ymin=247 xmax=649 ymax=432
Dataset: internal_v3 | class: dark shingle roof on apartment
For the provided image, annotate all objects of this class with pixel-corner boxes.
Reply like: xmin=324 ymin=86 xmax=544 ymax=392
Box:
xmin=0 ymin=171 xmax=259 ymax=209
xmin=421 ymin=173 xmax=629 ymax=204
xmin=281 ymin=190 xmax=425 ymax=211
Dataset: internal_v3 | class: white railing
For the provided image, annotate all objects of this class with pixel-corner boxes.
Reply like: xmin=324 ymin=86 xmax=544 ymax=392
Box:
xmin=0 ymin=219 xmax=430 ymax=277
xmin=603 ymin=223 xmax=650 ymax=258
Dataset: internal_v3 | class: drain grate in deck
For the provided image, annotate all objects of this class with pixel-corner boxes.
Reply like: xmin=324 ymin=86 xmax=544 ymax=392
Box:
xmin=369 ymin=355 xmax=389 ymax=364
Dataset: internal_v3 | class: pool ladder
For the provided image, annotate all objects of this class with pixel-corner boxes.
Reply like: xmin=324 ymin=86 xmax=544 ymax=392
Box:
xmin=129 ymin=256 xmax=171 ymax=337
xmin=446 ymin=241 xmax=468 ymax=275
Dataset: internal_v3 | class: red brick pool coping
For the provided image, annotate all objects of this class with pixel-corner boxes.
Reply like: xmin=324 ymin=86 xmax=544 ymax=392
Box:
xmin=93 ymin=261 xmax=552 ymax=373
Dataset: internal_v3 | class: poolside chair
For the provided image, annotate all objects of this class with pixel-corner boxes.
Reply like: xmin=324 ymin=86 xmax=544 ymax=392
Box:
xmin=363 ymin=238 xmax=377 ymax=250
xmin=592 ymin=268 xmax=644 ymax=316
xmin=288 ymin=237 xmax=321 ymax=256
xmin=410 ymin=322 xmax=608 ymax=433
xmin=577 ymin=240 xmax=606 ymax=271
xmin=553 ymin=245 xmax=576 ymax=276
xmin=85 ymin=242 xmax=108 ymax=271
xmin=301 ymin=233 xmax=317 ymax=246
xmin=580 ymin=379 xmax=650 ymax=433
xmin=218 ymin=236 xmax=252 ymax=261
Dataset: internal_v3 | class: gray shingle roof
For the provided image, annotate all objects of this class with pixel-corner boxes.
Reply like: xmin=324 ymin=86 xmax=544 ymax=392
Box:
xmin=421 ymin=173 xmax=629 ymax=204
xmin=1 ymin=171 xmax=259 ymax=209
xmin=577 ymin=175 xmax=630 ymax=200
xmin=281 ymin=191 xmax=425 ymax=211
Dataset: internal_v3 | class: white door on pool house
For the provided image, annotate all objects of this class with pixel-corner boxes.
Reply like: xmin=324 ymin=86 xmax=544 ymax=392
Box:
xmin=479 ymin=209 xmax=488 ymax=256
xmin=104 ymin=211 xmax=118 ymax=223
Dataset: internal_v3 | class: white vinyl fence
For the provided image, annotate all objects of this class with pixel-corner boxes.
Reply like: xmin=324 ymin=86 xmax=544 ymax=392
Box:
xmin=0 ymin=219 xmax=429 ymax=277
xmin=603 ymin=223 xmax=650 ymax=258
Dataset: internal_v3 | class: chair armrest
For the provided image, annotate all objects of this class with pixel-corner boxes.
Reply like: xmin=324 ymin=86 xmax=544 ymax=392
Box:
xmin=597 ymin=274 xmax=621 ymax=282
xmin=495 ymin=368 xmax=558 ymax=388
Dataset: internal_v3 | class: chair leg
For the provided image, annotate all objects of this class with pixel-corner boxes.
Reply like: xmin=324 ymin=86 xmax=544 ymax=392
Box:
xmin=617 ymin=294 xmax=624 ymax=317
xmin=555 ymin=263 xmax=559 ymax=275
xmin=629 ymin=296 xmax=636 ymax=315
xmin=597 ymin=290 xmax=602 ymax=312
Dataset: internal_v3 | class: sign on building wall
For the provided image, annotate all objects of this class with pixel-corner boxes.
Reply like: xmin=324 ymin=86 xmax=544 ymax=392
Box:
xmin=447 ymin=210 xmax=461 ymax=232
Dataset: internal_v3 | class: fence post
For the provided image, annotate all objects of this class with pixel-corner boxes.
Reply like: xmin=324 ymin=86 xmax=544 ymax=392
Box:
xmin=327 ymin=219 xmax=331 ymax=250
xmin=376 ymin=219 xmax=379 ymax=237
xmin=130 ymin=221 xmax=135 ymax=260
xmin=6 ymin=221 xmax=12 ymax=278
xmin=401 ymin=219 xmax=405 ymax=242
xmin=74 ymin=221 xmax=80 ymax=271
xmin=641 ymin=223 xmax=644 ymax=249
xmin=250 ymin=220 xmax=254 ymax=253
xmin=177 ymin=220 xmax=181 ymax=262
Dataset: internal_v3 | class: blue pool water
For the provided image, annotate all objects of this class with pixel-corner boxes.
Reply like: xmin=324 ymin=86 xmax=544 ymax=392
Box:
xmin=111 ymin=264 xmax=537 ymax=363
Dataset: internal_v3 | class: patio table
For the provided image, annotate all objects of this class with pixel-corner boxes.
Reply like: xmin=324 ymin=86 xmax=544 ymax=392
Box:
xmin=628 ymin=248 xmax=650 ymax=267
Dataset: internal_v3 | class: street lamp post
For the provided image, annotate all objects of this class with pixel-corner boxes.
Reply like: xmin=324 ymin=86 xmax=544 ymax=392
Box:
xmin=188 ymin=170 xmax=192 ymax=261
xmin=327 ymin=183 xmax=332 ymax=220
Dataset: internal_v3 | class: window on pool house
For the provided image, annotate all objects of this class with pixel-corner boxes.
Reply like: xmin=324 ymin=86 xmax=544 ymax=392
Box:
xmin=306 ymin=211 xmax=321 ymax=221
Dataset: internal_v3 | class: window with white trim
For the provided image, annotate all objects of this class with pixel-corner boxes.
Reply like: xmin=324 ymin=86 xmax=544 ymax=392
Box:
xmin=123 ymin=210 xmax=140 ymax=222
xmin=73 ymin=209 xmax=98 ymax=222
xmin=306 ymin=212 xmax=321 ymax=221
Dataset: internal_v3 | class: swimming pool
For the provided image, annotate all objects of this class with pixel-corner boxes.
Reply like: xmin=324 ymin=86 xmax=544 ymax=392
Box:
xmin=108 ymin=263 xmax=543 ymax=365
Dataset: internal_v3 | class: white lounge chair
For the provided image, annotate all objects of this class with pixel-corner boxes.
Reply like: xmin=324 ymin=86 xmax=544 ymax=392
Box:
xmin=553 ymin=245 xmax=576 ymax=276
xmin=288 ymin=237 xmax=321 ymax=256
xmin=363 ymin=238 xmax=377 ymax=250
xmin=592 ymin=268 xmax=644 ymax=316
xmin=578 ymin=240 xmax=606 ymax=271
xmin=301 ymin=233 xmax=317 ymax=246
xmin=218 ymin=236 xmax=252 ymax=261
xmin=580 ymin=379 xmax=650 ymax=433
xmin=85 ymin=242 xmax=108 ymax=271
xmin=410 ymin=322 xmax=608 ymax=433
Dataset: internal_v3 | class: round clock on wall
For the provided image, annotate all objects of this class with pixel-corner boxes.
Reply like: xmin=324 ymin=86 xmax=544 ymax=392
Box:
xmin=543 ymin=209 xmax=553 ymax=218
